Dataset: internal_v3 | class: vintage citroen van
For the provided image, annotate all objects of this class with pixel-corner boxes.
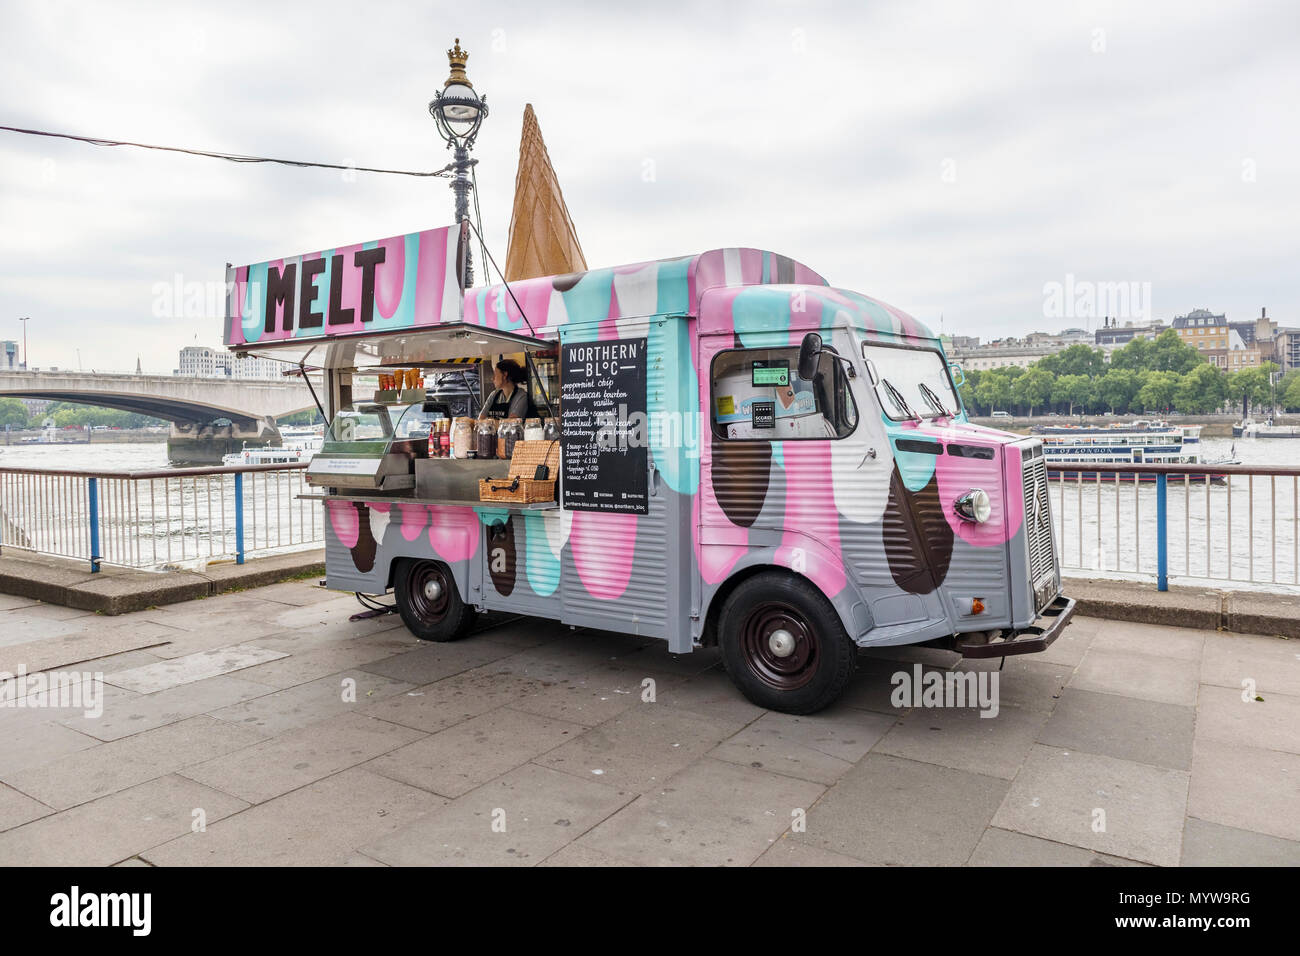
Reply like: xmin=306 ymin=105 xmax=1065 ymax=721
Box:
xmin=225 ymin=225 xmax=1074 ymax=714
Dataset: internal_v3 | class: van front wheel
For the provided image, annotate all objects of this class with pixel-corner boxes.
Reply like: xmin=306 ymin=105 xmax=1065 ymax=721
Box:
xmin=719 ymin=572 xmax=856 ymax=714
xmin=393 ymin=559 xmax=475 ymax=642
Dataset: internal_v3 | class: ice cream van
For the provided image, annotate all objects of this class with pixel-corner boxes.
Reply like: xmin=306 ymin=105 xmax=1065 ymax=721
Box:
xmin=224 ymin=222 xmax=1074 ymax=714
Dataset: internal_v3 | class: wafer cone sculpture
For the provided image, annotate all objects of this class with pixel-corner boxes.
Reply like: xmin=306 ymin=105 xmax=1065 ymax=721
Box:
xmin=504 ymin=104 xmax=588 ymax=282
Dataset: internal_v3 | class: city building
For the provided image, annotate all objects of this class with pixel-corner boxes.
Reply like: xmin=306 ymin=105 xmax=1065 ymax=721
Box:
xmin=176 ymin=346 xmax=286 ymax=380
xmin=1094 ymin=317 xmax=1167 ymax=351
xmin=1 ymin=340 xmax=18 ymax=370
xmin=949 ymin=327 xmax=1097 ymax=371
xmin=1274 ymin=326 xmax=1300 ymax=375
xmin=1171 ymin=308 xmax=1275 ymax=371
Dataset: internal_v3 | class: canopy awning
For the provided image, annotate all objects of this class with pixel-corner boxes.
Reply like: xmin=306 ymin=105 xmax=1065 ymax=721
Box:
xmin=230 ymin=323 xmax=550 ymax=370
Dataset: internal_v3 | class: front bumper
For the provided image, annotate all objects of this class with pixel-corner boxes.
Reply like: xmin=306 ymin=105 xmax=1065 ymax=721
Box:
xmin=956 ymin=594 xmax=1075 ymax=659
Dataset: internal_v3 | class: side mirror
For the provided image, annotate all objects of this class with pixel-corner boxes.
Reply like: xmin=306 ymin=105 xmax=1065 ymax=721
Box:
xmin=798 ymin=332 xmax=823 ymax=381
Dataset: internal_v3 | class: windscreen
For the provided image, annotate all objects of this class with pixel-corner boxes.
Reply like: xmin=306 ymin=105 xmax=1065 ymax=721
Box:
xmin=862 ymin=344 xmax=960 ymax=420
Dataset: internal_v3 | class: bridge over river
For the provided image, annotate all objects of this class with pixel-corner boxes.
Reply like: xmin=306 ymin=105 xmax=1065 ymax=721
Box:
xmin=0 ymin=369 xmax=320 ymax=464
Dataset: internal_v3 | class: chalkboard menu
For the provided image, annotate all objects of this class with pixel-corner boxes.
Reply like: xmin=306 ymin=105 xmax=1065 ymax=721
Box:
xmin=560 ymin=338 xmax=649 ymax=514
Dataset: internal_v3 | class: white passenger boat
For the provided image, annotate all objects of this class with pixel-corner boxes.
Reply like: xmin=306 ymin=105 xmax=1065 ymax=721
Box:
xmin=1030 ymin=420 xmax=1234 ymax=481
xmin=221 ymin=426 xmax=324 ymax=467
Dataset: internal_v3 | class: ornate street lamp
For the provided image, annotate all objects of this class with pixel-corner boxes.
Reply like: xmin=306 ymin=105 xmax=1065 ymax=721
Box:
xmin=429 ymin=38 xmax=488 ymax=286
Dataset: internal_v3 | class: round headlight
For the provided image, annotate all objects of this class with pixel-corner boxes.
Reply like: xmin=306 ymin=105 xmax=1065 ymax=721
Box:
xmin=955 ymin=489 xmax=992 ymax=524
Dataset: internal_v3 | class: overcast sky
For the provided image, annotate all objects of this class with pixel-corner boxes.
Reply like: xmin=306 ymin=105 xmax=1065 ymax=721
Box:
xmin=1 ymin=0 xmax=1297 ymax=373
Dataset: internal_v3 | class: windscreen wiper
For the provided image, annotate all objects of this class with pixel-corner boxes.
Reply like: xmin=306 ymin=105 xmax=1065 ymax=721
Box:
xmin=918 ymin=382 xmax=952 ymax=418
xmin=880 ymin=378 xmax=921 ymax=422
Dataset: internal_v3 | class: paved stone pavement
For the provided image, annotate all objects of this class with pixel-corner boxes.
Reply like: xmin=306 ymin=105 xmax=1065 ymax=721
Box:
xmin=0 ymin=582 xmax=1297 ymax=866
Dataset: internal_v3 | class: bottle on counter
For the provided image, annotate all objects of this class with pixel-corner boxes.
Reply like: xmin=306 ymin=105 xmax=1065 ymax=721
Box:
xmin=476 ymin=419 xmax=499 ymax=460
xmin=498 ymin=419 xmax=524 ymax=460
xmin=451 ymin=417 xmax=476 ymax=459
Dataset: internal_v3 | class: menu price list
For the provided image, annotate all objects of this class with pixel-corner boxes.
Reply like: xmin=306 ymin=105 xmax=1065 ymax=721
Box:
xmin=560 ymin=338 xmax=649 ymax=515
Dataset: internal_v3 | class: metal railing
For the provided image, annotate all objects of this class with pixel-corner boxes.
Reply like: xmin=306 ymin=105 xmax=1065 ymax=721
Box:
xmin=1051 ymin=463 xmax=1300 ymax=592
xmin=0 ymin=463 xmax=322 ymax=572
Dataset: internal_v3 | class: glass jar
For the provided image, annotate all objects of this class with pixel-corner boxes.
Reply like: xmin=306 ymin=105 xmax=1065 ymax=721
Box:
xmin=476 ymin=419 xmax=499 ymax=460
xmin=451 ymin=417 xmax=476 ymax=459
xmin=542 ymin=419 xmax=561 ymax=442
xmin=498 ymin=419 xmax=524 ymax=460
xmin=523 ymin=417 xmax=544 ymax=442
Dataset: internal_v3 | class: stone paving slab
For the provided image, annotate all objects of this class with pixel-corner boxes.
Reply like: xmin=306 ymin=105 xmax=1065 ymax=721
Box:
xmin=1180 ymin=817 xmax=1300 ymax=866
xmin=709 ymin=708 xmax=893 ymax=785
xmin=793 ymin=754 xmax=1008 ymax=866
xmin=361 ymin=762 xmax=636 ymax=866
xmin=576 ymin=758 xmax=825 ymax=866
xmin=0 ymin=783 xmax=52 ymax=833
xmin=873 ymin=700 xmax=1050 ymax=781
xmin=1 ymin=715 xmax=268 ymax=811
xmin=104 ymin=644 xmax=288 ymax=694
xmin=1069 ymin=646 xmax=1200 ymax=706
xmin=1194 ymin=684 xmax=1300 ymax=755
xmin=533 ymin=705 xmax=745 ymax=794
xmin=366 ymin=706 xmax=585 ymax=798
xmin=967 ymin=827 xmax=1147 ymax=866
xmin=991 ymin=745 xmax=1189 ymax=867
xmin=1037 ymin=688 xmax=1195 ymax=771
xmin=60 ymin=675 xmax=273 ymax=742
xmin=142 ymin=768 xmax=440 ymax=867
xmin=1186 ymin=739 xmax=1300 ymax=842
xmin=178 ymin=712 xmax=424 ymax=805
xmin=208 ymin=671 xmax=414 ymax=736
xmin=0 ymin=623 xmax=175 ymax=675
xmin=0 ymin=774 xmax=248 ymax=866
xmin=1200 ymin=632 xmax=1300 ymax=697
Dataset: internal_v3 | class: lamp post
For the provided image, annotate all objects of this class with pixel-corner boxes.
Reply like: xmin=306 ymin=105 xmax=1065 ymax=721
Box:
xmin=428 ymin=38 xmax=488 ymax=287
xmin=18 ymin=316 xmax=30 ymax=370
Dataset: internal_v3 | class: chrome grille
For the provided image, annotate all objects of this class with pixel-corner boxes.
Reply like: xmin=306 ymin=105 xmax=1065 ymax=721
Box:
xmin=1022 ymin=447 xmax=1056 ymax=595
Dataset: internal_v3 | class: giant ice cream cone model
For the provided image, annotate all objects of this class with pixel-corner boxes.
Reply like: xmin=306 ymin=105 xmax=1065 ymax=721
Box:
xmin=503 ymin=104 xmax=588 ymax=282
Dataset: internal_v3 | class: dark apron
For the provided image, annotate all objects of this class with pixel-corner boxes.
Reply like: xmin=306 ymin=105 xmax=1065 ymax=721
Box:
xmin=486 ymin=388 xmax=514 ymax=420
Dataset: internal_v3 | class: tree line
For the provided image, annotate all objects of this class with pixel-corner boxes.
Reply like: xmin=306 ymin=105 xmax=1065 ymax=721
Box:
xmin=0 ymin=400 xmax=167 ymax=430
xmin=956 ymin=329 xmax=1293 ymax=418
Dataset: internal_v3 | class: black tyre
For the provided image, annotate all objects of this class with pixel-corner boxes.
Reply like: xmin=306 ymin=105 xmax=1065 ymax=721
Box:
xmin=393 ymin=559 xmax=476 ymax=642
xmin=718 ymin=572 xmax=856 ymax=714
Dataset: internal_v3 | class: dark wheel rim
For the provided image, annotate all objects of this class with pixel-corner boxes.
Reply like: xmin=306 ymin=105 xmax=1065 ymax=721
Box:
xmin=740 ymin=601 xmax=818 ymax=690
xmin=408 ymin=563 xmax=452 ymax=623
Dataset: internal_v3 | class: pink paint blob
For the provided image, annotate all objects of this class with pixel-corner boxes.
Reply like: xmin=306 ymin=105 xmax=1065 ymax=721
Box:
xmin=569 ymin=511 xmax=637 ymax=599
xmin=426 ymin=505 xmax=480 ymax=563
xmin=327 ymin=500 xmax=359 ymax=548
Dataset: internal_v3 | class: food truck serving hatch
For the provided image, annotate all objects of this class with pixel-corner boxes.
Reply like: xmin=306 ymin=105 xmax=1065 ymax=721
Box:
xmin=228 ymin=323 xmax=550 ymax=370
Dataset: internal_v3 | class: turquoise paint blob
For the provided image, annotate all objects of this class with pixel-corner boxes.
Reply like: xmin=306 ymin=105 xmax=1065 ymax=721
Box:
xmin=474 ymin=506 xmax=511 ymax=527
xmin=522 ymin=512 xmax=561 ymax=596
xmin=771 ymin=443 xmax=785 ymax=469
xmin=655 ymin=256 xmax=692 ymax=315
xmin=732 ymin=287 xmax=791 ymax=347
xmin=885 ymin=423 xmax=938 ymax=491
xmin=647 ymin=318 xmax=699 ymax=495
xmin=560 ymin=269 xmax=614 ymax=327
xmin=241 ymin=262 xmax=267 ymax=344
xmin=391 ymin=233 xmax=420 ymax=328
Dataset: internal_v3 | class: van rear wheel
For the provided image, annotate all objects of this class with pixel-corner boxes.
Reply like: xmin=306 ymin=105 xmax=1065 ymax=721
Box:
xmin=393 ymin=559 xmax=475 ymax=642
xmin=719 ymin=572 xmax=856 ymax=714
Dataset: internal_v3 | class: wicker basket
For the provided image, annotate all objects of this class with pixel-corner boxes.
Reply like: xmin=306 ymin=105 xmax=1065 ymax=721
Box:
xmin=478 ymin=440 xmax=561 ymax=504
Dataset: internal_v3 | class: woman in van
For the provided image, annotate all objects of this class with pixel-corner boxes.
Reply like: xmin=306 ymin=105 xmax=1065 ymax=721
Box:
xmin=479 ymin=359 xmax=537 ymax=421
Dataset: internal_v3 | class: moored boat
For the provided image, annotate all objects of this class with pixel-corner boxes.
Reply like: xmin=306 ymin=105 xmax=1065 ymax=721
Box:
xmin=1031 ymin=420 xmax=1235 ymax=482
